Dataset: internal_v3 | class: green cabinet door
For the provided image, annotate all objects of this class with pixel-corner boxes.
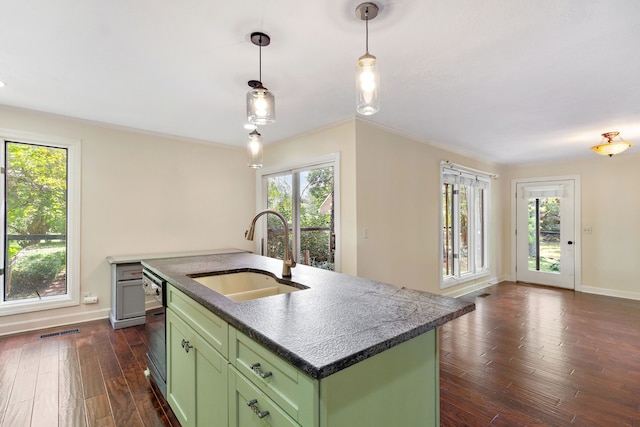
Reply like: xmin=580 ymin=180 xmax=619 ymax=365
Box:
xmin=167 ymin=308 xmax=228 ymax=427
xmin=167 ymin=308 xmax=196 ymax=425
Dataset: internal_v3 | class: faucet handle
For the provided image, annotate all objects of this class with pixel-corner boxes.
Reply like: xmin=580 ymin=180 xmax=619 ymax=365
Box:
xmin=285 ymin=251 xmax=296 ymax=268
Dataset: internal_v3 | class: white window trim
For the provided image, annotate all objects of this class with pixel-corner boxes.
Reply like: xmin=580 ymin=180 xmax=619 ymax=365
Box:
xmin=255 ymin=153 xmax=341 ymax=272
xmin=440 ymin=161 xmax=492 ymax=289
xmin=0 ymin=128 xmax=81 ymax=316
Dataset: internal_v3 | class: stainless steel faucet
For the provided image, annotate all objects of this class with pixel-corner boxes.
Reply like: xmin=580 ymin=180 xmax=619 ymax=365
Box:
xmin=245 ymin=209 xmax=297 ymax=277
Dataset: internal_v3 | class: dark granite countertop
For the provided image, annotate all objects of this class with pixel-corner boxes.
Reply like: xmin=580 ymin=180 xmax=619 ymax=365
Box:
xmin=142 ymin=251 xmax=474 ymax=380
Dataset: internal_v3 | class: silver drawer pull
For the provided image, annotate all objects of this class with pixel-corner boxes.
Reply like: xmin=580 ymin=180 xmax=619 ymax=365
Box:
xmin=247 ymin=399 xmax=269 ymax=419
xmin=250 ymin=362 xmax=273 ymax=378
xmin=181 ymin=339 xmax=193 ymax=353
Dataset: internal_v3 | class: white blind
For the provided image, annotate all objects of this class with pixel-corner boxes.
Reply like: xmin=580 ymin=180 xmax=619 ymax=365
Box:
xmin=442 ymin=167 xmax=490 ymax=189
xmin=522 ymin=185 xmax=565 ymax=199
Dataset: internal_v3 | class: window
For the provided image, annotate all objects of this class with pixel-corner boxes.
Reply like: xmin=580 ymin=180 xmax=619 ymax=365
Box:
xmin=258 ymin=155 xmax=340 ymax=272
xmin=1 ymin=131 xmax=81 ymax=315
xmin=441 ymin=163 xmax=490 ymax=288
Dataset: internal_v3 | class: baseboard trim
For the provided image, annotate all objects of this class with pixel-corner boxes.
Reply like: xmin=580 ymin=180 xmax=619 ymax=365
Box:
xmin=0 ymin=300 xmax=164 ymax=337
xmin=145 ymin=299 xmax=162 ymax=310
xmin=580 ymin=286 xmax=640 ymax=301
xmin=443 ymin=275 xmax=505 ymax=298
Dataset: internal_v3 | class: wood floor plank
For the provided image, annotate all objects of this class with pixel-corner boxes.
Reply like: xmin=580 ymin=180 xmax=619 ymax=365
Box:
xmin=104 ymin=376 xmax=144 ymax=427
xmin=59 ymin=398 xmax=87 ymax=427
xmin=0 ymin=348 xmax=22 ymax=414
xmin=133 ymin=389 xmax=171 ymax=427
xmin=8 ymin=341 xmax=40 ymax=404
xmin=1 ymin=399 xmax=33 ymax=427
xmin=94 ymin=338 xmax=122 ymax=381
xmin=31 ymin=379 xmax=58 ymax=427
xmin=84 ymin=394 xmax=114 ymax=427
xmin=59 ymin=346 xmax=84 ymax=404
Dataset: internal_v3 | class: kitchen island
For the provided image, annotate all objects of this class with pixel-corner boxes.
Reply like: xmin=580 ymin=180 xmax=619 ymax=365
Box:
xmin=143 ymin=251 xmax=474 ymax=427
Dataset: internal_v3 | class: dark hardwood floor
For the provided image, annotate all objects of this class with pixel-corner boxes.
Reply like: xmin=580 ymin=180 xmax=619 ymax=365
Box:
xmin=0 ymin=318 xmax=179 ymax=427
xmin=1 ymin=282 xmax=639 ymax=426
xmin=440 ymin=282 xmax=640 ymax=426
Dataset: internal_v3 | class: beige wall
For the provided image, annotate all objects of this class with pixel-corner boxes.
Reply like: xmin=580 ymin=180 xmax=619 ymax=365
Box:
xmin=504 ymin=153 xmax=640 ymax=299
xmin=265 ymin=119 xmax=505 ymax=295
xmin=262 ymin=120 xmax=358 ymax=275
xmin=354 ymin=120 xmax=504 ymax=294
xmin=4 ymin=104 xmax=636 ymax=334
xmin=0 ymin=106 xmax=255 ymax=334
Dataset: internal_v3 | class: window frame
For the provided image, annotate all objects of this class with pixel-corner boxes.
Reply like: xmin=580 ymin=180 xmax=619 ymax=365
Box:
xmin=440 ymin=162 xmax=490 ymax=289
xmin=0 ymin=129 xmax=81 ymax=315
xmin=256 ymin=153 xmax=341 ymax=272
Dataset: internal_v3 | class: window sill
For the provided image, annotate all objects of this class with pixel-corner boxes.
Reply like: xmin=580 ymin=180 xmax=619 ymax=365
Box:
xmin=441 ymin=271 xmax=490 ymax=290
xmin=0 ymin=295 xmax=78 ymax=317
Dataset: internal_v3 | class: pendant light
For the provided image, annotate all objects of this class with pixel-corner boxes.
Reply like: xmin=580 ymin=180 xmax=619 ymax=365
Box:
xmin=247 ymin=129 xmax=264 ymax=169
xmin=590 ymin=131 xmax=632 ymax=157
xmin=355 ymin=2 xmax=380 ymax=116
xmin=247 ymin=32 xmax=275 ymax=125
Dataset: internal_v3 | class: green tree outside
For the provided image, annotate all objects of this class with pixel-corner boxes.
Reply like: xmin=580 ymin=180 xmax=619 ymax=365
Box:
xmin=266 ymin=167 xmax=334 ymax=270
xmin=4 ymin=142 xmax=68 ymax=299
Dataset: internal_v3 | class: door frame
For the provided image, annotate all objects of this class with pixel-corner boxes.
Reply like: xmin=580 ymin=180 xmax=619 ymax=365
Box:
xmin=510 ymin=175 xmax=581 ymax=291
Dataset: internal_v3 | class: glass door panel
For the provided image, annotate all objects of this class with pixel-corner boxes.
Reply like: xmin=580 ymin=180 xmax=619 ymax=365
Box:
xmin=264 ymin=166 xmax=335 ymax=272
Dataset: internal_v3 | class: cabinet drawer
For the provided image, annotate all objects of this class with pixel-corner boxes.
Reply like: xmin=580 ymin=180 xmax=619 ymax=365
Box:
xmin=116 ymin=263 xmax=143 ymax=281
xmin=229 ymin=366 xmax=301 ymax=427
xmin=167 ymin=284 xmax=228 ymax=357
xmin=230 ymin=327 xmax=317 ymax=426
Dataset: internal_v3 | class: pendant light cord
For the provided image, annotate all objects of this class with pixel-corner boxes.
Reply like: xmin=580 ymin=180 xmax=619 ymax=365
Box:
xmin=365 ymin=7 xmax=370 ymax=54
xmin=259 ymin=35 xmax=263 ymax=82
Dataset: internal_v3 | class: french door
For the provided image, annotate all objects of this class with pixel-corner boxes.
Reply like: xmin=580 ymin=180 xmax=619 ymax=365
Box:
xmin=263 ymin=164 xmax=336 ymax=271
xmin=515 ymin=179 xmax=576 ymax=289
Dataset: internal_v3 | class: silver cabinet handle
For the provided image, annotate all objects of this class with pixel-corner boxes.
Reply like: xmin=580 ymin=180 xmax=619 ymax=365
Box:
xmin=250 ymin=362 xmax=272 ymax=378
xmin=181 ymin=339 xmax=193 ymax=353
xmin=246 ymin=399 xmax=269 ymax=419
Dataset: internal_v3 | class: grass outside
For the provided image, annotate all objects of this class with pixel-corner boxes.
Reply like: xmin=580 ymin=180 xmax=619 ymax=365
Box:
xmin=528 ymin=241 xmax=561 ymax=273
xmin=5 ymin=241 xmax=67 ymax=300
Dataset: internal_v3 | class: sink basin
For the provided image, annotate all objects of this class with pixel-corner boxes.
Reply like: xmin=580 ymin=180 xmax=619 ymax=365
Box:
xmin=188 ymin=271 xmax=307 ymax=302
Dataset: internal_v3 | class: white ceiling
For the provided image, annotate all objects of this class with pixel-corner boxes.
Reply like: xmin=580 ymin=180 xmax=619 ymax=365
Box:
xmin=1 ymin=0 xmax=639 ymax=165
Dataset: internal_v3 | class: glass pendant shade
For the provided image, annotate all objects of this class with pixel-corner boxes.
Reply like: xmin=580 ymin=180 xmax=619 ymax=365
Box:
xmin=356 ymin=53 xmax=380 ymax=115
xmin=247 ymin=130 xmax=264 ymax=168
xmin=591 ymin=132 xmax=632 ymax=157
xmin=247 ymin=85 xmax=275 ymax=125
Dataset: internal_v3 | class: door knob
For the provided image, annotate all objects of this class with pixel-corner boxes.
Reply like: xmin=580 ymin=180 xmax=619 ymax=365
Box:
xmin=568 ymin=241 xmax=573 ymax=245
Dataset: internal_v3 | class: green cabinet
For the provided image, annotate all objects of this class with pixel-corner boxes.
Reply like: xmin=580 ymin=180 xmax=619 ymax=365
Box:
xmin=317 ymin=329 xmax=439 ymax=427
xmin=166 ymin=287 xmax=229 ymax=427
xmin=228 ymin=366 xmax=301 ymax=427
xmin=230 ymin=326 xmax=439 ymax=427
xmin=165 ymin=284 xmax=440 ymax=427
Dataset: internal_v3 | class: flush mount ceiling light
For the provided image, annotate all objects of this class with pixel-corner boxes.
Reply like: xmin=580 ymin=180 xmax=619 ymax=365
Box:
xmin=355 ymin=2 xmax=380 ymax=116
xmin=591 ymin=131 xmax=633 ymax=157
xmin=247 ymin=32 xmax=275 ymax=125
xmin=247 ymin=129 xmax=264 ymax=169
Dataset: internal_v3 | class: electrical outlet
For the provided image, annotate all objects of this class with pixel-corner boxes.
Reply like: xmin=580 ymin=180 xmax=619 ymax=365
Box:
xmin=83 ymin=296 xmax=98 ymax=304
xmin=583 ymin=226 xmax=593 ymax=234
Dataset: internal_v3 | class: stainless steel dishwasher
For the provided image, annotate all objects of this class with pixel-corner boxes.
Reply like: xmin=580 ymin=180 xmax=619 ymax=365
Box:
xmin=143 ymin=269 xmax=167 ymax=398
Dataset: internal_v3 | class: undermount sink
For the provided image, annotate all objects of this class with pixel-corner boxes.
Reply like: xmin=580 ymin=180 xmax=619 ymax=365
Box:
xmin=188 ymin=271 xmax=307 ymax=302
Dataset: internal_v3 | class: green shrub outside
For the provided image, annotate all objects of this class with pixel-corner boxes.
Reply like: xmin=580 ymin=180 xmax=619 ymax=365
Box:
xmin=8 ymin=242 xmax=66 ymax=299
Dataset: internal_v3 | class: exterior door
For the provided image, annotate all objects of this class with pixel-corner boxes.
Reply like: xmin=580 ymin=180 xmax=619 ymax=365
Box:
xmin=515 ymin=179 xmax=575 ymax=289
